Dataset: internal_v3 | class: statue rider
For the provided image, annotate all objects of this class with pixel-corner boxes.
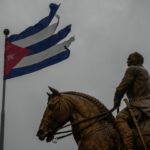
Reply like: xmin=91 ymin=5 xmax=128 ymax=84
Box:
xmin=113 ymin=52 xmax=150 ymax=150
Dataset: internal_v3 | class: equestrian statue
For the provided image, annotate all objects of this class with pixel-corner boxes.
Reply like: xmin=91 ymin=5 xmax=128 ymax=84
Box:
xmin=37 ymin=52 xmax=150 ymax=150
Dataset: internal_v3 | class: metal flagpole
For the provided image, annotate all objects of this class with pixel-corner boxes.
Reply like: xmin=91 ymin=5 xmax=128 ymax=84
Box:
xmin=0 ymin=29 xmax=9 ymax=150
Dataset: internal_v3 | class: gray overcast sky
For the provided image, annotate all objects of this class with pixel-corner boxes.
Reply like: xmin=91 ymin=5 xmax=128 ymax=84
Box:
xmin=1 ymin=0 xmax=150 ymax=150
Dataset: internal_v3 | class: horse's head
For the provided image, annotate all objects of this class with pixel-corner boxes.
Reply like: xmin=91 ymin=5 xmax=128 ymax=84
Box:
xmin=37 ymin=87 xmax=70 ymax=142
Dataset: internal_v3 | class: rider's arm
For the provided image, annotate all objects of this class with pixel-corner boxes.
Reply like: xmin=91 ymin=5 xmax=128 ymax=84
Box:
xmin=114 ymin=67 xmax=136 ymax=108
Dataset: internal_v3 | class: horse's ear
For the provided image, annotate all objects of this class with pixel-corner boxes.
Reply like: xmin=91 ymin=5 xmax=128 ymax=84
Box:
xmin=47 ymin=92 xmax=51 ymax=97
xmin=48 ymin=86 xmax=60 ymax=96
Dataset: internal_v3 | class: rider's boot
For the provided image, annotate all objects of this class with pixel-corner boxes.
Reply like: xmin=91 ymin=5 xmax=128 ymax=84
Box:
xmin=121 ymin=134 xmax=135 ymax=150
xmin=115 ymin=120 xmax=135 ymax=150
xmin=124 ymin=133 xmax=135 ymax=150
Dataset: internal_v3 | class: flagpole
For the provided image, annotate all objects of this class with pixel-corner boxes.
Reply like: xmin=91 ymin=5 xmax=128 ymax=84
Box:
xmin=0 ymin=29 xmax=9 ymax=150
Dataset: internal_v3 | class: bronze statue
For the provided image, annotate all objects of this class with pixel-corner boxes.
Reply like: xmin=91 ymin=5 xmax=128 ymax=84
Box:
xmin=37 ymin=87 xmax=150 ymax=150
xmin=113 ymin=52 xmax=150 ymax=150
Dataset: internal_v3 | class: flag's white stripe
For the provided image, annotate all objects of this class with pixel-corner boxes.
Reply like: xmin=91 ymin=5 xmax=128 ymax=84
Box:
xmin=14 ymin=36 xmax=74 ymax=68
xmin=13 ymin=19 xmax=59 ymax=48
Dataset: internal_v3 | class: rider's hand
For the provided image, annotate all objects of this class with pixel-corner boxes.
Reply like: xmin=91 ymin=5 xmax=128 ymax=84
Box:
xmin=113 ymin=98 xmax=121 ymax=110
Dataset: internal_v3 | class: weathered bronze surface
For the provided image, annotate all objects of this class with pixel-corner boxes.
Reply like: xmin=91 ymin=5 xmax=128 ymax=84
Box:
xmin=37 ymin=87 xmax=150 ymax=150
xmin=114 ymin=52 xmax=150 ymax=150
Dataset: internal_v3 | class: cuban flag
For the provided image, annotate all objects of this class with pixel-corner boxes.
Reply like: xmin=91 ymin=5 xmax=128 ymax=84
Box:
xmin=5 ymin=3 xmax=74 ymax=79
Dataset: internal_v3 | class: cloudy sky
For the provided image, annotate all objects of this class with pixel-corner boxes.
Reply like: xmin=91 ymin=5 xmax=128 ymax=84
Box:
xmin=1 ymin=0 xmax=150 ymax=150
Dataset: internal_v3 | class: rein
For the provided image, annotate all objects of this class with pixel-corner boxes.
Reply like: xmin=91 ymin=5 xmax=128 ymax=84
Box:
xmin=52 ymin=107 xmax=115 ymax=142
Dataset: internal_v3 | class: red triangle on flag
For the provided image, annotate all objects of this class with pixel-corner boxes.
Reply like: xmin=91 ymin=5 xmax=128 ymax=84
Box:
xmin=4 ymin=41 xmax=30 ymax=76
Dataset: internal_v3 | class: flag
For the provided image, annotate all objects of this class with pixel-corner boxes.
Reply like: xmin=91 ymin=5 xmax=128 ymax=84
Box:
xmin=5 ymin=3 xmax=74 ymax=79
xmin=8 ymin=3 xmax=59 ymax=42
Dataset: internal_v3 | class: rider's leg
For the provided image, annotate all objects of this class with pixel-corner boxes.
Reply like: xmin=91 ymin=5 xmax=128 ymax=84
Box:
xmin=115 ymin=108 xmax=138 ymax=150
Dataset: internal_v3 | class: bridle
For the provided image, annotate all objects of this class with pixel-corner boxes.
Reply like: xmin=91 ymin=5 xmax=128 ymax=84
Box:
xmin=49 ymin=107 xmax=115 ymax=143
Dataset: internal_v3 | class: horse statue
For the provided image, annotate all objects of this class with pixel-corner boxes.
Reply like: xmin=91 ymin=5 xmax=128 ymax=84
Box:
xmin=37 ymin=87 xmax=150 ymax=150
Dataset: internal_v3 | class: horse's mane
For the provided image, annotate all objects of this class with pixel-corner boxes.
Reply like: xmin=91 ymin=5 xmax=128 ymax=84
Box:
xmin=63 ymin=91 xmax=108 ymax=112
xmin=48 ymin=87 xmax=109 ymax=113
xmin=62 ymin=91 xmax=114 ymax=122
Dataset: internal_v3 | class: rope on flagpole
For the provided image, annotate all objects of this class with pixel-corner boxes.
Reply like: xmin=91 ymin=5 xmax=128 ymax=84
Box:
xmin=0 ymin=29 xmax=9 ymax=150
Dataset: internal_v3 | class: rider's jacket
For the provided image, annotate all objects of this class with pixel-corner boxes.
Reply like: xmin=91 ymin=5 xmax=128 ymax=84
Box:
xmin=115 ymin=65 xmax=150 ymax=102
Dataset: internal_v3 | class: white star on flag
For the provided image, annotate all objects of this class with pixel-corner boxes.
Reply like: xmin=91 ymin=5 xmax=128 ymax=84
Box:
xmin=7 ymin=53 xmax=15 ymax=61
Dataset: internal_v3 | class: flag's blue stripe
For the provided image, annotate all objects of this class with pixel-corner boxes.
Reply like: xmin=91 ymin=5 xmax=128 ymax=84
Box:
xmin=27 ymin=25 xmax=71 ymax=55
xmin=5 ymin=50 xmax=70 ymax=79
xmin=8 ymin=3 xmax=59 ymax=42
